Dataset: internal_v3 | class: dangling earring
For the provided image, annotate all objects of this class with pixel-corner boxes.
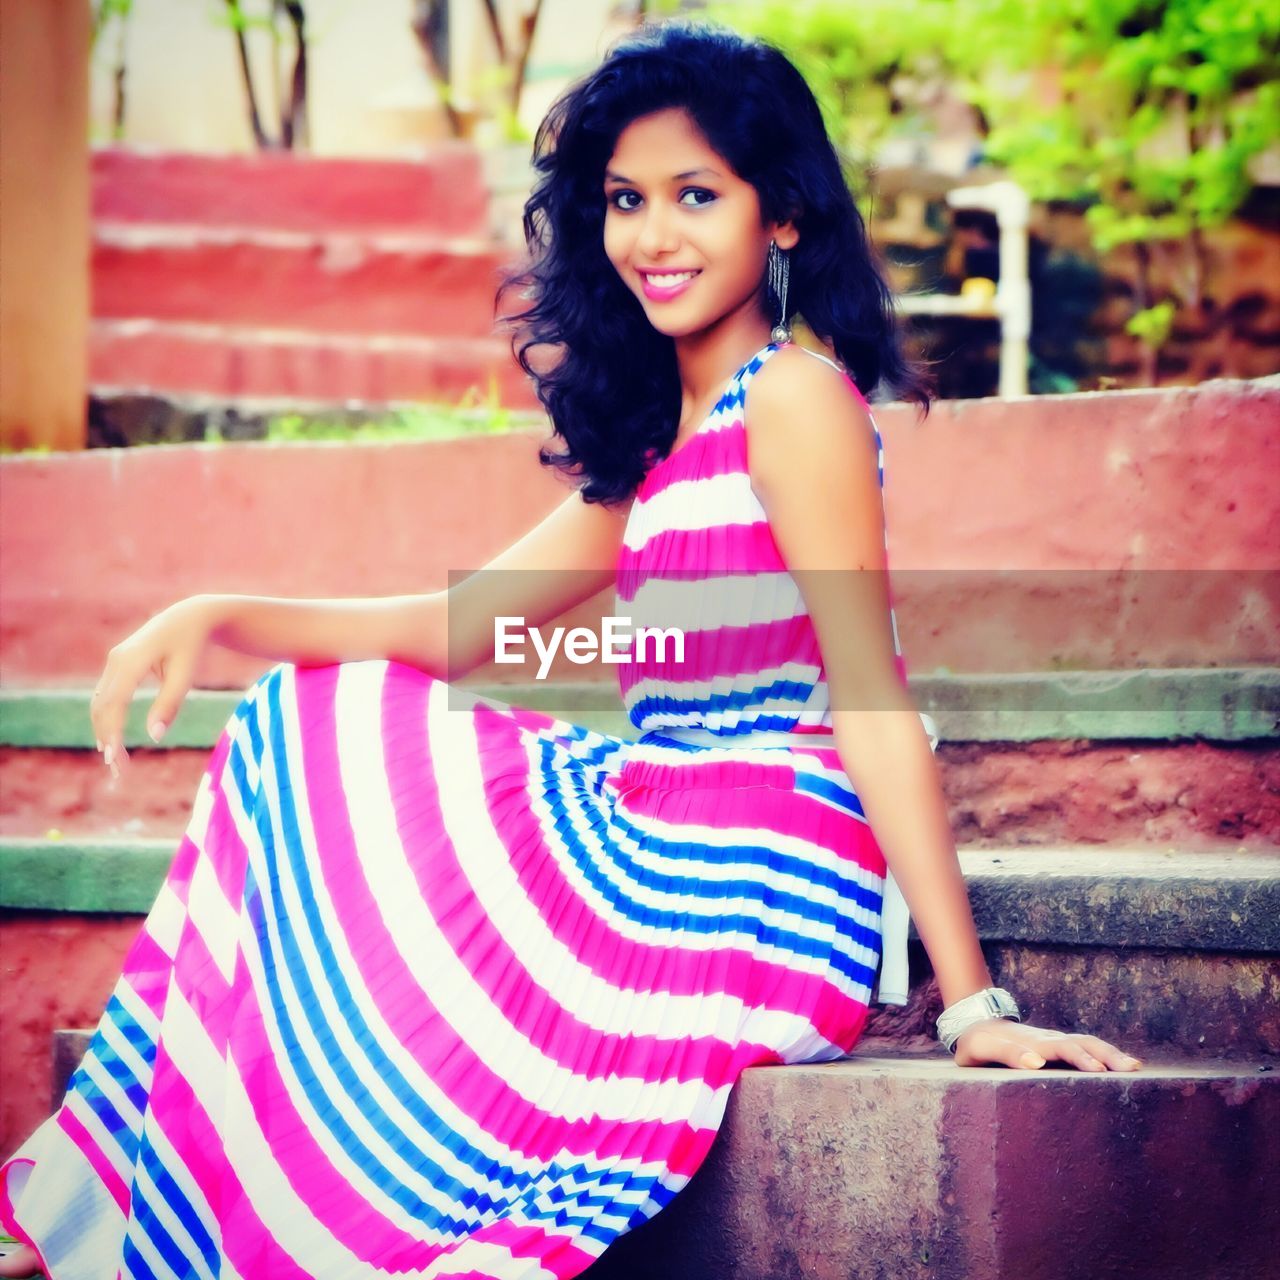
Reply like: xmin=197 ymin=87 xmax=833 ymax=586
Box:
xmin=767 ymin=239 xmax=792 ymax=344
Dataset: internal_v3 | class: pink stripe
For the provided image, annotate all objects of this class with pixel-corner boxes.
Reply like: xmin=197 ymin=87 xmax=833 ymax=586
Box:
xmin=159 ymin=834 xmax=201 ymax=909
xmin=470 ymin=700 xmax=875 ymax=1049
xmin=56 ymin=1103 xmax=130 ymax=1211
xmin=202 ymin=772 xmax=254 ymax=907
xmin=116 ymin=930 xmax=173 ymax=1020
xmin=617 ymin=518 xmax=783 ymax=594
xmin=616 ymin=616 xmax=822 ymax=696
xmin=637 ymin=421 xmax=743 ymax=497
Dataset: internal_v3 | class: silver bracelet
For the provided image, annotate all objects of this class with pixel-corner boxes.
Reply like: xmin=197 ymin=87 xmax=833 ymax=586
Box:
xmin=936 ymin=987 xmax=1022 ymax=1053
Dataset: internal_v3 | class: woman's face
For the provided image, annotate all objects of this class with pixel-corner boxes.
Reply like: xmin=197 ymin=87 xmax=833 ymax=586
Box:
xmin=602 ymin=107 xmax=796 ymax=339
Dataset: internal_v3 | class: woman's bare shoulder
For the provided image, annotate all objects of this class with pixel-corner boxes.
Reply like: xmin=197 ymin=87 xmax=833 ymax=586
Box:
xmin=744 ymin=345 xmax=878 ymax=498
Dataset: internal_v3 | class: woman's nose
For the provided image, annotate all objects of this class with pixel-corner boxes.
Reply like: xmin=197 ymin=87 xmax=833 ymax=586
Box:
xmin=635 ymin=204 xmax=681 ymax=257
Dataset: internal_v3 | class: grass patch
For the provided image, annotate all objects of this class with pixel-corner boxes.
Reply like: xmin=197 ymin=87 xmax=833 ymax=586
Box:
xmin=250 ymin=401 xmax=528 ymax=443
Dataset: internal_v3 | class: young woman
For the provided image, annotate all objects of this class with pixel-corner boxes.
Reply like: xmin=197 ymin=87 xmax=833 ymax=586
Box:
xmin=0 ymin=18 xmax=1143 ymax=1280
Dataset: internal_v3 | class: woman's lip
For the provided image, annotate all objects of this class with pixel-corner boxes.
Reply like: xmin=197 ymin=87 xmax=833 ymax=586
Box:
xmin=639 ymin=269 xmax=701 ymax=301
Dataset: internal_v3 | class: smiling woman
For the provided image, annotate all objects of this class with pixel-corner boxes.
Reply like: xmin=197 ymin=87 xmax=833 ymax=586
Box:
xmin=0 ymin=15 xmax=1141 ymax=1280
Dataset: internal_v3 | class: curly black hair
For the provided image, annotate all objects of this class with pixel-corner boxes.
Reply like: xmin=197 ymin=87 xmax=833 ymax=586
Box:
xmin=494 ymin=16 xmax=935 ymax=507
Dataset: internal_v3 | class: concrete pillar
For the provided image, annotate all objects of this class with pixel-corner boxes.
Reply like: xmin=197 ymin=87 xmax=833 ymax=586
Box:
xmin=0 ymin=0 xmax=90 ymax=451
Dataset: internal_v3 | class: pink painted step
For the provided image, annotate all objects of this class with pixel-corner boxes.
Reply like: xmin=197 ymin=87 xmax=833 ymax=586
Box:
xmin=90 ymin=319 xmax=542 ymax=406
xmin=92 ymin=145 xmax=491 ymax=236
xmin=93 ymin=224 xmax=519 ymax=336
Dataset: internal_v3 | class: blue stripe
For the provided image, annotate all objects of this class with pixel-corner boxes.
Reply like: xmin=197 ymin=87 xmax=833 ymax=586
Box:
xmin=106 ymin=994 xmax=158 ymax=1069
xmin=66 ymin=1041 xmax=141 ymax=1165
xmin=605 ymin=797 xmax=881 ymax=921
xmin=138 ymin=1131 xmax=220 ymax=1273
xmin=121 ymin=1232 xmax=161 ymax=1280
xmin=628 ymin=676 xmax=820 ymax=733
xmin=88 ymin=1036 xmax=149 ymax=1115
xmin=542 ymin=737 xmax=883 ymax=977
xmin=128 ymin=1159 xmax=199 ymax=1280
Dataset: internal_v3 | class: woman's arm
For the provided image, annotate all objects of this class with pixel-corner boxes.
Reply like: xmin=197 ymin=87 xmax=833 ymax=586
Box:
xmin=202 ymin=487 xmax=632 ymax=678
xmin=92 ymin=488 xmax=632 ymax=776
xmin=746 ymin=348 xmax=1141 ymax=1073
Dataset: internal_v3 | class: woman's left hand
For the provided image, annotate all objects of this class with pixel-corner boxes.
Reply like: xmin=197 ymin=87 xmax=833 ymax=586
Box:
xmin=951 ymin=1018 xmax=1145 ymax=1072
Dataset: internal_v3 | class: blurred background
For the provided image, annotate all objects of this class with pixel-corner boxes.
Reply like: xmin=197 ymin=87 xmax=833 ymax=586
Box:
xmin=2 ymin=0 xmax=1277 ymax=454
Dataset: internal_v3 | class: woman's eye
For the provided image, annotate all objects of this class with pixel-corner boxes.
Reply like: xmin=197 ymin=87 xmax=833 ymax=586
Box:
xmin=607 ymin=188 xmax=715 ymax=211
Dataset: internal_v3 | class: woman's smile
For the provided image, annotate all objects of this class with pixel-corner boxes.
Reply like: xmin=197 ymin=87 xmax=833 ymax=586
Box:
xmin=638 ymin=268 xmax=702 ymax=300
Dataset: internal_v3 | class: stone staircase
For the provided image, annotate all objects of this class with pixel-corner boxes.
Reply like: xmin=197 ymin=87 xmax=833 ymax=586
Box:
xmin=2 ymin=672 xmax=1277 ymax=1278
xmin=88 ymin=145 xmax=541 ymax=427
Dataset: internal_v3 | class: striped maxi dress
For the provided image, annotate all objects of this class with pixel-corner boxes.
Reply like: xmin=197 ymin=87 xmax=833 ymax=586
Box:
xmin=0 ymin=338 xmax=932 ymax=1279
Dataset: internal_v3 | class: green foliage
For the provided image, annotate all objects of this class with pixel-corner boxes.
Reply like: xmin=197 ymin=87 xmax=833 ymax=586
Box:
xmin=683 ymin=0 xmax=1276 ymax=246
xmin=1125 ymin=298 xmax=1177 ymax=345
xmin=955 ymin=0 xmax=1278 ymax=253
xmin=659 ymin=0 xmax=1277 ymax=370
xmin=200 ymin=392 xmax=529 ymax=445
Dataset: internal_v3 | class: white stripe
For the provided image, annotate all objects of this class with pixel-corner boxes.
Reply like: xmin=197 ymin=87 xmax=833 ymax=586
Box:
xmin=144 ymin=881 xmax=186 ymax=958
xmin=186 ymin=846 xmax=239 ymax=985
xmin=423 ymin=1239 xmax=559 ymax=1280
xmin=621 ymin=567 xmax=805 ymax=627
xmin=628 ymin=689 xmax=829 ymax=735
xmin=622 ymin=471 xmax=764 ymax=550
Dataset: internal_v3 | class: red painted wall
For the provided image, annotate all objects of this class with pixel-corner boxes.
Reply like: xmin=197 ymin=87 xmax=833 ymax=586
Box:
xmin=2 ymin=377 xmax=1276 ymax=688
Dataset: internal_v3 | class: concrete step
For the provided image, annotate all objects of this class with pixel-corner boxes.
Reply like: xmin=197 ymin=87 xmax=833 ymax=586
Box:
xmin=11 ymin=845 xmax=1277 ymax=1061
xmin=92 ymin=145 xmax=492 ymax=237
xmin=89 ymin=320 xmax=543 ymax=408
xmin=93 ymin=222 xmax=519 ymax=336
xmin=2 ymin=672 xmax=1276 ymax=842
xmin=585 ymin=1051 xmax=1279 ymax=1280
xmin=41 ymin=1030 xmax=1277 ymax=1279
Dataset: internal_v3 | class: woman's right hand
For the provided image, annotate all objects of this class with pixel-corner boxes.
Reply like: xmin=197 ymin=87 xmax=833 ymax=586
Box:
xmin=91 ymin=595 xmax=218 ymax=780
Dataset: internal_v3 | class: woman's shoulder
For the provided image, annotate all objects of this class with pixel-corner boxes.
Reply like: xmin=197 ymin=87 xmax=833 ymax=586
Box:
xmin=748 ymin=343 xmax=877 ymax=440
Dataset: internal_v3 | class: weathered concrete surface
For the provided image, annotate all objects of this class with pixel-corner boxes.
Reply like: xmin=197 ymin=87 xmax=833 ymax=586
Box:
xmin=4 ymin=737 xmax=1278 ymax=845
xmin=3 ymin=378 xmax=1277 ymax=683
xmin=867 ymin=938 xmax=1280 ymax=1060
xmin=0 ymin=911 xmax=142 ymax=1156
xmin=586 ymin=1054 xmax=1280 ymax=1280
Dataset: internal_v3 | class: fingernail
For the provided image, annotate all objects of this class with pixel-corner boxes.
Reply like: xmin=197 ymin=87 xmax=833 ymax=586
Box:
xmin=95 ymin=739 xmax=104 ymax=752
xmin=104 ymin=744 xmax=114 ymax=767
xmin=148 ymin=720 xmax=166 ymax=742
xmin=1021 ymin=1053 xmax=1045 ymax=1068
